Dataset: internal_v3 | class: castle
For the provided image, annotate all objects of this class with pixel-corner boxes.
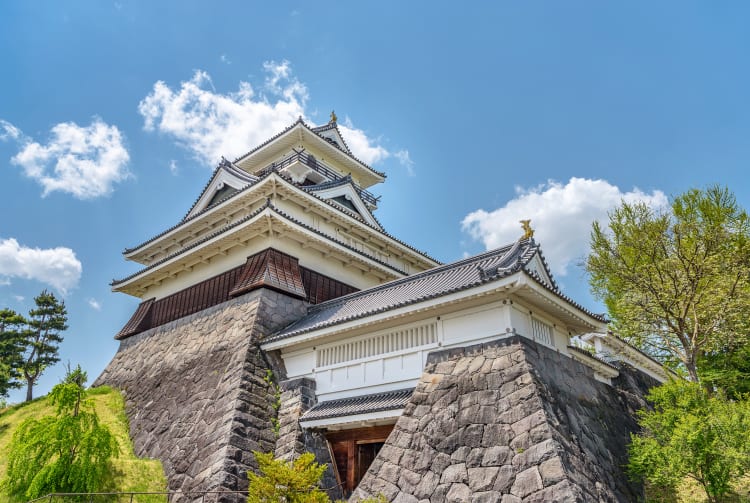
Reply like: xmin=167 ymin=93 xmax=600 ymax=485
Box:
xmin=95 ymin=115 xmax=667 ymax=502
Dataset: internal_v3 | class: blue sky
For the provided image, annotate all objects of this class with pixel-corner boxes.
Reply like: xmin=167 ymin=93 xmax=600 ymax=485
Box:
xmin=1 ymin=2 xmax=748 ymax=402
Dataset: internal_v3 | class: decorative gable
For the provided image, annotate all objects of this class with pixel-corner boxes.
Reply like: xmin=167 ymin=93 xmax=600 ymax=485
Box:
xmin=524 ymin=251 xmax=555 ymax=289
xmin=311 ymin=121 xmax=352 ymax=155
xmin=307 ymin=179 xmax=383 ymax=229
xmin=184 ymin=161 xmax=257 ymax=220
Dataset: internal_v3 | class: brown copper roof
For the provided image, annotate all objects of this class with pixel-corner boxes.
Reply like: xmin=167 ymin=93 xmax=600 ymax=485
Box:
xmin=230 ymin=248 xmax=306 ymax=299
xmin=115 ymin=248 xmax=358 ymax=340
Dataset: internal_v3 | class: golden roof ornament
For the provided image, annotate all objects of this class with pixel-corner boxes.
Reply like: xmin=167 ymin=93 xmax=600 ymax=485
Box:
xmin=520 ymin=220 xmax=534 ymax=240
xmin=330 ymin=110 xmax=337 ymax=123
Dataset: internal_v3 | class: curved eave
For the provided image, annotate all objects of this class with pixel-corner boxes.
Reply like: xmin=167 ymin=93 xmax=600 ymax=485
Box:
xmin=513 ymin=273 xmax=608 ymax=334
xmin=123 ymin=172 xmax=440 ymax=271
xmin=112 ymin=205 xmax=408 ymax=297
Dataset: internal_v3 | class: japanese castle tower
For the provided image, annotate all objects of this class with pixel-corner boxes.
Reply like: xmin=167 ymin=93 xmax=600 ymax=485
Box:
xmin=97 ymin=114 xmax=668 ymax=502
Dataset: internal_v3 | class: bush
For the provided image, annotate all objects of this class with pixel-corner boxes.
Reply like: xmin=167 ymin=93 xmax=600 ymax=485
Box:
xmin=628 ymin=380 xmax=750 ymax=502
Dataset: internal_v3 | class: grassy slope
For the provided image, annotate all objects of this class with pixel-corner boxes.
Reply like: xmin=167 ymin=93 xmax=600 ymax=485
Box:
xmin=0 ymin=386 xmax=167 ymax=502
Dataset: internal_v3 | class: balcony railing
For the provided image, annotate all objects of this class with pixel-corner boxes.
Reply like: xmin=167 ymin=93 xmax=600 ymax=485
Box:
xmin=256 ymin=149 xmax=380 ymax=207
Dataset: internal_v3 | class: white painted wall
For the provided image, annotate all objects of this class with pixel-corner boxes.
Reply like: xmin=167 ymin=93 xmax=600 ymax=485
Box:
xmin=278 ymin=297 xmax=584 ymax=402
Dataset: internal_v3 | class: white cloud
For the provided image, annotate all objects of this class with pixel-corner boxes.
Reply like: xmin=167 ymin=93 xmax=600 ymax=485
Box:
xmin=461 ymin=177 xmax=668 ymax=277
xmin=0 ymin=278 xmax=11 ymax=286
xmin=338 ymin=118 xmax=390 ymax=166
xmin=0 ymin=120 xmax=22 ymax=141
xmin=138 ymin=63 xmax=396 ymax=168
xmin=394 ymin=149 xmax=415 ymax=176
xmin=87 ymin=298 xmax=102 ymax=310
xmin=220 ymin=54 xmax=231 ymax=65
xmin=4 ymin=118 xmax=130 ymax=199
xmin=14 ymin=295 xmax=24 ymax=302
xmin=169 ymin=159 xmax=178 ymax=175
xmin=0 ymin=238 xmax=82 ymax=294
xmin=139 ymin=64 xmax=308 ymax=165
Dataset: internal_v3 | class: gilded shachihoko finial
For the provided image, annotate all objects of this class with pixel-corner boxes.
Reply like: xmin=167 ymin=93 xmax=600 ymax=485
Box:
xmin=520 ymin=220 xmax=534 ymax=240
xmin=330 ymin=110 xmax=337 ymax=123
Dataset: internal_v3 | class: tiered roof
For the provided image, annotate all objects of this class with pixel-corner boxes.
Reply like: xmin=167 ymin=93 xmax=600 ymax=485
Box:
xmin=115 ymin=118 xmax=440 ymax=300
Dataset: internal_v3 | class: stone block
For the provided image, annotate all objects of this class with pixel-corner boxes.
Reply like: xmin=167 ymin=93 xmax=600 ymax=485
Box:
xmin=493 ymin=465 xmax=516 ymax=492
xmin=539 ymin=456 xmax=566 ymax=486
xmin=471 ymin=491 xmax=502 ymax=503
xmin=450 ymin=445 xmax=471 ymax=463
xmin=481 ymin=445 xmax=514 ymax=467
xmin=398 ymin=467 xmax=422 ymax=491
xmin=510 ymin=466 xmax=543 ymax=498
xmin=468 ymin=467 xmax=500 ymax=491
xmin=440 ymin=463 xmax=468 ymax=484
xmin=458 ymin=424 xmax=484 ymax=448
xmin=393 ymin=493 xmax=419 ymax=503
xmin=413 ymin=470 xmax=440 ymax=499
xmin=445 ymin=483 xmax=471 ymax=503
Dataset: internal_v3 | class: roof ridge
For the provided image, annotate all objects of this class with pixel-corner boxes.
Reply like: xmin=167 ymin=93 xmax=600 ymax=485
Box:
xmin=305 ymin=241 xmax=531 ymax=314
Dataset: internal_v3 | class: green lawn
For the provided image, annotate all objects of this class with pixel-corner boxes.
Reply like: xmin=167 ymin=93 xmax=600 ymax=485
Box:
xmin=0 ymin=386 xmax=167 ymax=502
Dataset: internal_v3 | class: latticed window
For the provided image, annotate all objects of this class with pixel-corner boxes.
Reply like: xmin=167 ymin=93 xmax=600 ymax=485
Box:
xmin=531 ymin=317 xmax=553 ymax=347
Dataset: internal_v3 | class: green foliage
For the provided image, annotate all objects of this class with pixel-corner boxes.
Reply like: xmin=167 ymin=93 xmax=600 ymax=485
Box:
xmin=587 ymin=186 xmax=750 ymax=381
xmin=699 ymin=340 xmax=750 ymax=399
xmin=0 ymin=309 xmax=25 ymax=398
xmin=247 ymin=451 xmax=329 ymax=503
xmin=21 ymin=290 xmax=69 ymax=401
xmin=0 ymin=385 xmax=167 ymax=503
xmin=2 ymin=365 xmax=118 ymax=500
xmin=628 ymin=380 xmax=750 ymax=502
xmin=264 ymin=370 xmax=282 ymax=436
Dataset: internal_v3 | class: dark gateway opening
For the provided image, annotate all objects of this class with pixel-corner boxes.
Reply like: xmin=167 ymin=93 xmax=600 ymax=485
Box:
xmin=325 ymin=425 xmax=394 ymax=497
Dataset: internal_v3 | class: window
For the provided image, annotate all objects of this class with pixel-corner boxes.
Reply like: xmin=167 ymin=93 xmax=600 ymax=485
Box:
xmin=531 ymin=317 xmax=553 ymax=347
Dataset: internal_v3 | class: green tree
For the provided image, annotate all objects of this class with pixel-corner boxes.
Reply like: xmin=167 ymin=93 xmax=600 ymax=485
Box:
xmin=699 ymin=340 xmax=750 ymax=399
xmin=21 ymin=290 xmax=68 ymax=402
xmin=3 ymin=365 xmax=118 ymax=500
xmin=247 ymin=451 xmax=330 ymax=503
xmin=628 ymin=380 xmax=750 ymax=502
xmin=586 ymin=186 xmax=750 ymax=381
xmin=0 ymin=308 xmax=26 ymax=398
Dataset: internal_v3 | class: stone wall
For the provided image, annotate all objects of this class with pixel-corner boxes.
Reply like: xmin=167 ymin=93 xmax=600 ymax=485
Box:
xmin=274 ymin=377 xmax=341 ymax=500
xmin=351 ymin=336 xmax=656 ymax=503
xmin=94 ymin=288 xmax=307 ymax=501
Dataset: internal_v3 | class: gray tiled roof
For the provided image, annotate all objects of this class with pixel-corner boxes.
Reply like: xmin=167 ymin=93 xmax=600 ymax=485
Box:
xmin=266 ymin=239 xmax=542 ymax=343
xmin=302 ymin=388 xmax=414 ymax=422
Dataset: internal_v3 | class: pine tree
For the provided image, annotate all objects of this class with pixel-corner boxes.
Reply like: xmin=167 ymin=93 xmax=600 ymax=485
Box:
xmin=0 ymin=308 xmax=26 ymax=398
xmin=21 ymin=290 xmax=68 ymax=402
